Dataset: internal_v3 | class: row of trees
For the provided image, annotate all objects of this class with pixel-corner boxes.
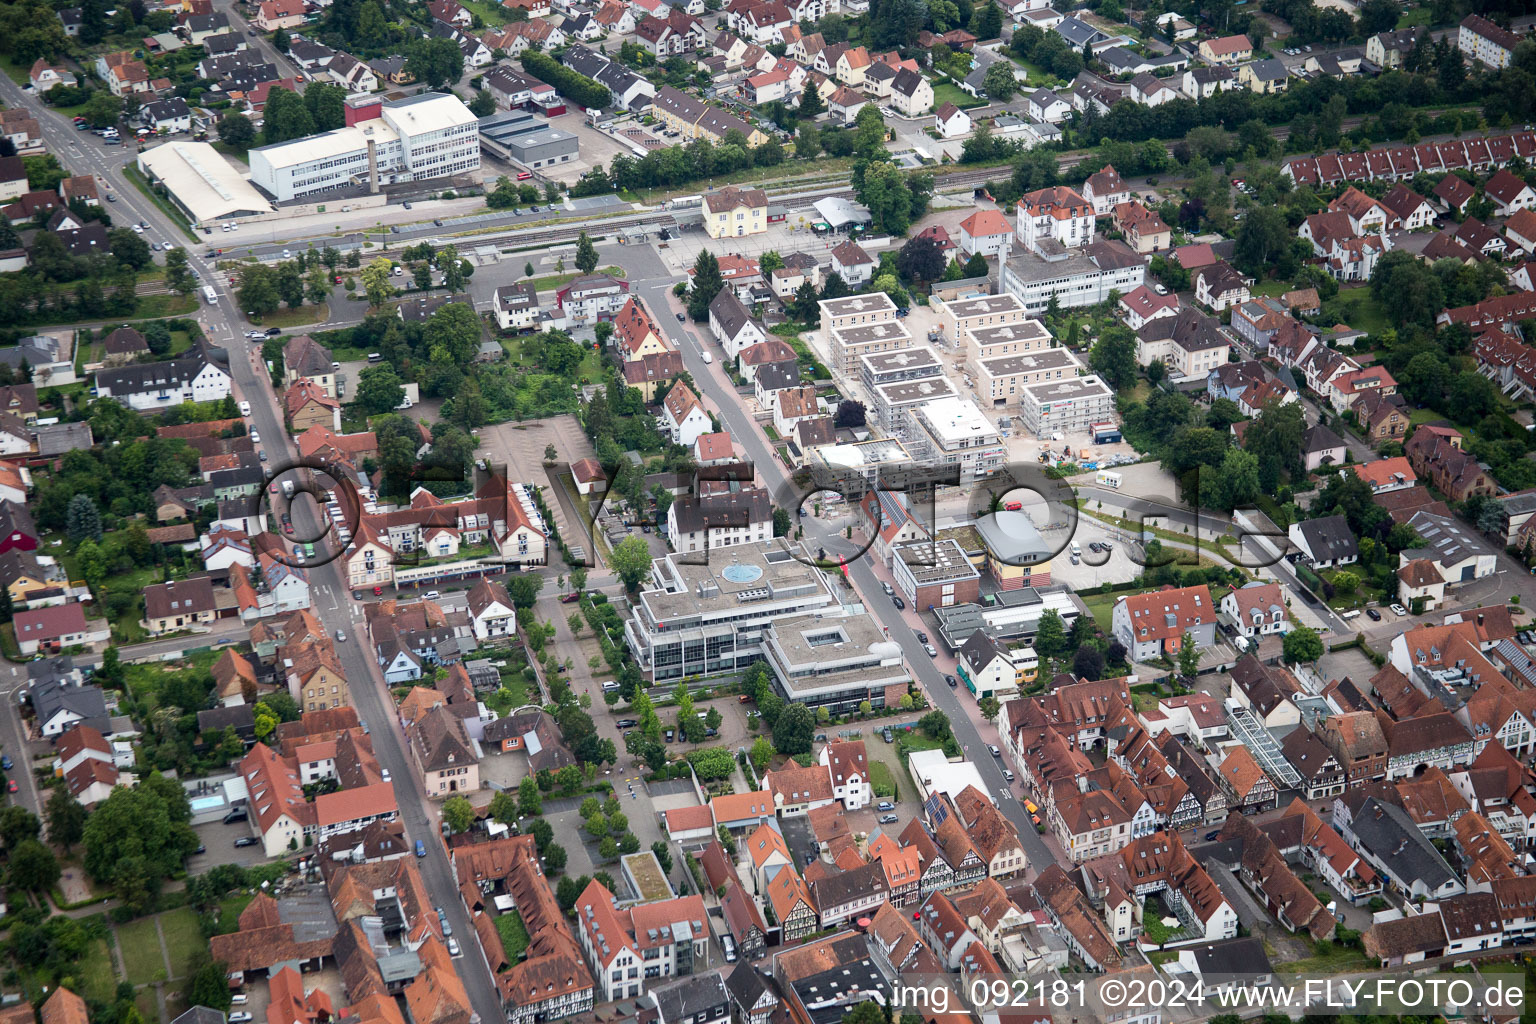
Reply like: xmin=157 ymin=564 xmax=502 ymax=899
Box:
xmin=521 ymin=50 xmax=611 ymax=110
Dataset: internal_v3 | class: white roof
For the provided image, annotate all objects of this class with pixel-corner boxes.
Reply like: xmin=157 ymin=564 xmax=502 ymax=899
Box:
xmin=136 ymin=142 xmax=275 ymax=222
xmin=908 ymin=748 xmax=991 ymax=805
xmin=812 ymin=195 xmax=872 ymax=228
xmin=251 ymin=119 xmax=401 ymax=171
xmin=917 ymin=395 xmax=1000 ymax=444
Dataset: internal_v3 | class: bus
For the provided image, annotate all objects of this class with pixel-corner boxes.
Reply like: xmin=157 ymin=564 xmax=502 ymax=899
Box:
xmin=202 ymin=284 xmax=217 ymax=304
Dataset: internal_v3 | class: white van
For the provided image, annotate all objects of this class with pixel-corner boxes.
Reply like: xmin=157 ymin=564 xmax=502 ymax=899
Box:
xmin=1069 ymin=541 xmax=1081 ymax=557
xmin=701 ymin=351 xmax=713 ymax=364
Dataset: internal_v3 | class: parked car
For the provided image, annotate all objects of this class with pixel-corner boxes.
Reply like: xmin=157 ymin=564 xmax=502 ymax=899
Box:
xmin=1 ymin=755 xmax=12 ymax=771
xmin=877 ymin=814 xmax=899 ymax=824
xmin=892 ymin=595 xmax=905 ymax=609
xmin=945 ymin=675 xmax=957 ymax=688
xmin=664 ymin=729 xmax=675 ymax=742
xmin=1003 ymin=769 xmax=1015 ymax=782
xmin=415 ymin=840 xmax=426 ymax=857
xmin=923 ymin=644 xmax=937 ymax=657
xmin=233 ymin=837 xmax=259 ymax=848
xmin=988 ymin=745 xmax=1000 ymax=757
xmin=1366 ymin=608 xmax=1381 ymax=621
xmin=1390 ymin=603 xmax=1408 ymax=616
xmin=877 ymin=801 xmax=895 ymax=811
xmin=616 ymin=719 xmax=639 ymax=729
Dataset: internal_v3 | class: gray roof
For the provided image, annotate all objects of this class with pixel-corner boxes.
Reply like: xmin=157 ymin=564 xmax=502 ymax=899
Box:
xmin=1189 ymin=936 xmax=1272 ymax=976
xmin=1136 ymin=306 xmax=1226 ymax=351
xmin=1294 ymin=514 xmax=1357 ymax=561
xmin=670 ymin=489 xmax=771 ymax=533
xmin=1349 ymin=796 xmax=1458 ymax=892
xmin=171 ymin=1009 xmax=227 ymax=1024
xmin=725 ymin=964 xmax=773 ymax=1011
xmin=96 ymin=353 xmax=222 ymax=397
xmin=1247 ymin=56 xmax=1289 ymax=81
xmin=1301 ymin=423 xmax=1343 ymax=455
xmin=198 ymin=703 xmax=256 ymax=735
xmin=1054 ymin=16 xmax=1104 ymax=47
xmin=1404 ymin=511 xmax=1487 ymax=568
xmin=33 ymin=421 xmax=93 ymax=457
xmin=651 ymin=971 xmax=730 ymax=1024
xmin=974 ymin=510 xmax=1050 ymax=562
xmin=30 ymin=678 xmax=108 ymax=731
xmin=710 ymin=288 xmax=757 ymax=342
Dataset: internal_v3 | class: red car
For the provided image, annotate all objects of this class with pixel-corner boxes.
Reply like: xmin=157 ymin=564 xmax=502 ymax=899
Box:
xmin=7 ymin=780 xmax=17 ymax=793
xmin=558 ymin=592 xmax=580 ymax=604
xmin=373 ymin=586 xmax=384 ymax=596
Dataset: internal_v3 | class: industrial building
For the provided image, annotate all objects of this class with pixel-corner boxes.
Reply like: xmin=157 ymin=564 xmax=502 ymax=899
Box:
xmin=248 ymin=92 xmax=479 ymax=202
xmin=476 ymin=109 xmax=579 ymax=170
xmin=136 ymin=142 xmax=274 ymax=227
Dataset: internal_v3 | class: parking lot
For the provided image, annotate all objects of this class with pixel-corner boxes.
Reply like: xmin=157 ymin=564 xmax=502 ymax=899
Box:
xmin=188 ymin=814 xmax=272 ymax=869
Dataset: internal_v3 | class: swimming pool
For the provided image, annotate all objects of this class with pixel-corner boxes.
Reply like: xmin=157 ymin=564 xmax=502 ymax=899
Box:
xmin=189 ymin=794 xmax=225 ymax=814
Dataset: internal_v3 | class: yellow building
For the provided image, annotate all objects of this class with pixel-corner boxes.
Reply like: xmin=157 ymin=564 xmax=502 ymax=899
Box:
xmin=652 ymin=86 xmax=769 ymax=148
xmin=703 ymin=186 xmax=768 ymax=239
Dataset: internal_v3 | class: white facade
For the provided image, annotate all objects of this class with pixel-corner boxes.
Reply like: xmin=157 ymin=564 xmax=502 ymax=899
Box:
xmin=249 ymin=93 xmax=479 ymax=202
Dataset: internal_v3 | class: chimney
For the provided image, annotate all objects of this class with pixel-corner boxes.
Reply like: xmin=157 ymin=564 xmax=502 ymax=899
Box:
xmin=366 ymin=137 xmax=379 ymax=195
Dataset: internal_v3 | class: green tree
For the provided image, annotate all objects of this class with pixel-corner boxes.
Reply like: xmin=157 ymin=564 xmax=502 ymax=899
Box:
xmin=440 ymin=244 xmax=466 ymax=293
xmin=1089 ymin=325 xmax=1137 ymax=390
xmin=0 ymin=805 xmax=40 ymax=849
xmin=185 ymin=960 xmax=233 ymax=1013
xmin=488 ymin=790 xmax=518 ymax=825
xmin=305 ymin=266 xmax=332 ymax=307
xmin=982 ymin=61 xmax=1018 ymax=101
xmin=1282 ymin=625 xmax=1323 ymax=665
xmin=361 ymin=256 xmax=396 ymax=308
xmin=83 ymin=91 xmax=122 ymax=129
xmin=470 ymin=90 xmax=497 ymax=117
xmin=261 ymin=86 xmax=316 ymax=146
xmin=442 ymin=795 xmax=476 ymax=834
xmin=772 ymin=702 xmax=814 ymax=755
xmin=218 ymin=112 xmax=255 ymax=148
xmin=518 ymin=775 xmax=542 ymax=816
xmin=1177 ymin=632 xmax=1201 ymax=677
xmin=276 ymin=260 xmax=305 ymax=309
xmin=8 ymin=838 xmax=59 ymax=893
xmin=46 ymin=786 xmax=87 ymax=852
xmin=687 ymin=250 xmax=724 ymax=322
xmin=798 ymin=77 xmax=825 ymax=118
xmin=354 ymin=365 xmax=406 ymax=415
xmin=75 ymin=539 xmax=107 ymax=587
xmin=962 ymin=252 xmax=989 ymax=278
xmin=238 ymin=264 xmax=281 ymax=317
xmin=750 ymin=735 xmax=774 ymax=772
xmin=406 ymin=36 xmax=465 ymax=90
xmin=303 ymin=82 xmax=347 ymax=131
xmin=574 ymin=232 xmax=599 ymax=274
xmin=1232 ymin=206 xmax=1293 ymax=278
xmin=610 ymin=535 xmax=653 ymax=591
xmin=424 ymin=302 xmax=482 ymax=364
xmin=109 ymin=228 xmax=152 ymax=271
xmin=978 ymin=695 xmax=1000 ymax=720
xmin=163 ymin=247 xmax=195 ymax=297
xmin=1033 ymin=608 xmax=1066 ymax=658
xmin=634 ymin=688 xmax=662 ymax=741
xmin=66 ymin=493 xmax=102 ymax=543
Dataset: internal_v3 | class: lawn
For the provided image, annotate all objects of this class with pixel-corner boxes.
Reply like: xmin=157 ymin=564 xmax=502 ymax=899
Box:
xmin=523 ymin=264 xmax=626 ymax=293
xmin=1272 ymin=940 xmax=1374 ymax=974
xmin=79 ymin=938 xmax=118 ymax=1003
xmin=1320 ymin=286 xmax=1391 ymax=337
xmin=116 ymin=916 xmax=167 ymax=985
xmin=123 ymin=649 xmax=222 ymax=710
xmin=931 ymin=82 xmax=987 ymax=111
xmin=158 ymin=907 xmax=206 ymax=979
xmin=1081 ymin=592 xmax=1118 ymax=634
xmin=312 ymin=326 xmax=373 ymax=362
xmin=248 ymin=303 xmax=330 ymax=330
xmin=1396 ymin=5 xmax=1432 ymax=27
xmin=495 ymin=910 xmax=530 ymax=960
xmin=868 ymin=757 xmax=899 ymax=800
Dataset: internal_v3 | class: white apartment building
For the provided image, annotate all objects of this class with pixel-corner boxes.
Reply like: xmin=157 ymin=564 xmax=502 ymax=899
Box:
xmin=933 ymin=292 xmax=1031 ymax=344
xmin=974 ymin=348 xmax=1085 ymax=408
xmin=249 ymin=93 xmax=479 ymax=201
xmin=1000 ymin=241 xmax=1147 ymax=315
xmin=1018 ymin=375 xmax=1115 ymax=437
xmin=910 ymin=396 xmax=1006 ymax=484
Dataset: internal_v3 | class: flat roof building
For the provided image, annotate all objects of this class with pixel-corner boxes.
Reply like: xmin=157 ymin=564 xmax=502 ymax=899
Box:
xmin=818 ymin=292 xmax=898 ymax=333
xmin=975 ymin=347 xmax=1084 ymax=407
xmin=933 ymin=292 xmax=1030 ymax=343
xmin=136 ymin=142 xmax=274 ymax=226
xmin=804 ymin=438 xmax=914 ymax=489
xmin=1000 ymin=240 xmax=1146 ymax=315
xmin=910 ymin=396 xmax=1006 ymax=484
xmin=623 ymin=540 xmax=838 ymax=682
xmin=933 ymin=586 xmax=1080 ymax=649
xmin=476 ymin=109 xmax=578 ymax=169
xmin=892 ymin=536 xmax=982 ymax=609
xmin=249 ymin=92 xmax=478 ymax=202
xmin=762 ymin=612 xmax=911 ymax=715
xmin=828 ymin=320 xmax=911 ymax=377
xmin=860 ymin=346 xmax=942 ymax=393
xmin=870 ymin=375 xmax=957 ymax=435
xmin=1018 ymin=375 xmax=1115 ymax=437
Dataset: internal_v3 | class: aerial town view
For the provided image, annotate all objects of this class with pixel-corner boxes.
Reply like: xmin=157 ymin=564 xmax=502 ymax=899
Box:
xmin=2 ymin=0 xmax=1536 ymax=1020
